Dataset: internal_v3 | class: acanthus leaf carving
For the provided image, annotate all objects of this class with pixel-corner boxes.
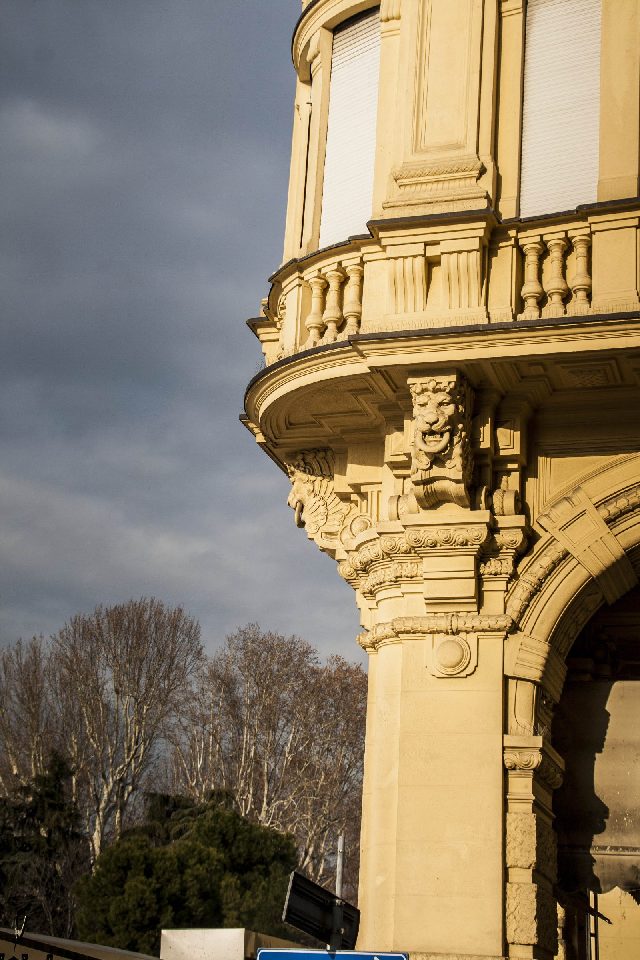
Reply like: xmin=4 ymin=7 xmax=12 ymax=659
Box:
xmin=364 ymin=613 xmax=512 ymax=649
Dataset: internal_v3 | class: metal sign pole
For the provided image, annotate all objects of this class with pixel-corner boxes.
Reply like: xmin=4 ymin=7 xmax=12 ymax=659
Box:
xmin=336 ymin=834 xmax=344 ymax=900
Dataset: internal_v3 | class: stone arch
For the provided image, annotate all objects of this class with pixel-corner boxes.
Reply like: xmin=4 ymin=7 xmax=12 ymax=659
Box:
xmin=505 ymin=454 xmax=640 ymax=733
xmin=502 ymin=457 xmax=640 ymax=960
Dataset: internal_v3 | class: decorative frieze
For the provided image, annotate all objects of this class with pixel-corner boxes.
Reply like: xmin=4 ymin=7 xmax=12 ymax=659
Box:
xmin=361 ymin=612 xmax=512 ymax=649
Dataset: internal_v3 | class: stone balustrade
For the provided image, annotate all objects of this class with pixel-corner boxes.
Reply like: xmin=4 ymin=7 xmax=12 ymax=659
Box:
xmin=249 ymin=204 xmax=640 ymax=367
xmin=518 ymin=228 xmax=592 ymax=321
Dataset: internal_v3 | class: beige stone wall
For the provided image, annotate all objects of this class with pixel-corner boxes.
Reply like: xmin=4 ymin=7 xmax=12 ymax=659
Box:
xmin=244 ymin=2 xmax=640 ymax=957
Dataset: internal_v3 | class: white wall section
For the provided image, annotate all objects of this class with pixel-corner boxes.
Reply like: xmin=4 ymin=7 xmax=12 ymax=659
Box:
xmin=319 ymin=9 xmax=381 ymax=248
xmin=520 ymin=0 xmax=601 ymax=218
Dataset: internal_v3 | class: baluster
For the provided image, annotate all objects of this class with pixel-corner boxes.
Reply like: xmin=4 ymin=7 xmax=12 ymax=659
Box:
xmin=322 ymin=266 xmax=346 ymax=342
xmin=519 ymin=239 xmax=544 ymax=320
xmin=305 ymin=274 xmax=327 ymax=347
xmin=343 ymin=263 xmax=364 ymax=336
xmin=568 ymin=233 xmax=592 ymax=315
xmin=543 ymin=236 xmax=568 ymax=318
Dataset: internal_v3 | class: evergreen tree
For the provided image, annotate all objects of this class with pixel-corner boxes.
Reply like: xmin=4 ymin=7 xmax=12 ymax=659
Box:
xmin=75 ymin=793 xmax=298 ymax=955
xmin=0 ymin=752 xmax=90 ymax=937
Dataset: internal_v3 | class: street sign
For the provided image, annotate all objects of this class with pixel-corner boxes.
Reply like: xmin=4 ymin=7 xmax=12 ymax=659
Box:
xmin=259 ymin=952 xmax=408 ymax=960
xmin=281 ymin=871 xmax=360 ymax=949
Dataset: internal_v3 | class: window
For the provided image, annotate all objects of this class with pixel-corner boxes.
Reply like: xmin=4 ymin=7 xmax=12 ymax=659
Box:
xmin=520 ymin=0 xmax=601 ymax=218
xmin=318 ymin=9 xmax=381 ymax=248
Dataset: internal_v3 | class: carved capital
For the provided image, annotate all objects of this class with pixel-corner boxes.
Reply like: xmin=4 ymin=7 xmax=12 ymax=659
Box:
xmin=408 ymin=372 xmax=474 ymax=509
xmin=503 ymin=737 xmax=564 ymax=791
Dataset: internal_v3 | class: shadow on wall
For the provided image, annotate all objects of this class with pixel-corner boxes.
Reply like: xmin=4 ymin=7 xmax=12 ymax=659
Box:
xmin=553 ymin=585 xmax=640 ymax=906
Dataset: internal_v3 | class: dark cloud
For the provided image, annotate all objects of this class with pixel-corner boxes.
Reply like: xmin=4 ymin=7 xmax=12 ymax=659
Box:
xmin=0 ymin=0 xmax=362 ymax=660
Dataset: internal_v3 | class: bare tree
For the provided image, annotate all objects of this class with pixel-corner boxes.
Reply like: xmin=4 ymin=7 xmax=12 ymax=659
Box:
xmin=50 ymin=598 xmax=203 ymax=862
xmin=0 ymin=637 xmax=54 ymax=793
xmin=169 ymin=624 xmax=367 ymax=899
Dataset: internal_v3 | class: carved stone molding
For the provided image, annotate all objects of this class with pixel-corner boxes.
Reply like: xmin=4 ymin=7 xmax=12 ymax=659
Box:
xmin=504 ymin=633 xmax=567 ymax=704
xmin=480 ymin=522 xmax=529 ymax=582
xmin=360 ymin=613 xmax=512 ymax=651
xmin=406 ymin=524 xmax=487 ymax=549
xmin=339 ymin=521 xmax=490 ymax=585
xmin=598 ymin=480 xmax=640 ymax=524
xmin=548 ymin=581 xmax=603 ymax=663
xmin=408 ymin=372 xmax=474 ymax=509
xmin=380 ymin=0 xmax=402 ymax=22
xmin=359 ymin=560 xmax=421 ymax=596
xmin=507 ymin=482 xmax=640 ymax=628
xmin=507 ymin=541 xmax=567 ymax=623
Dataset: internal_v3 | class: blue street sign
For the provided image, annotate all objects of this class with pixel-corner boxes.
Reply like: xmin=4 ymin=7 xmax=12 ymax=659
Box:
xmin=259 ymin=952 xmax=408 ymax=960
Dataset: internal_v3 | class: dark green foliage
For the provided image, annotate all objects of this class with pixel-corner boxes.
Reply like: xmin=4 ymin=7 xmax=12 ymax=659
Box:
xmin=75 ymin=793 xmax=298 ymax=955
xmin=0 ymin=752 xmax=90 ymax=936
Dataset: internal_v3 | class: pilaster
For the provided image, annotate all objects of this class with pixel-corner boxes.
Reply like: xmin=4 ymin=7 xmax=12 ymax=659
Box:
xmin=503 ymin=736 xmax=564 ymax=960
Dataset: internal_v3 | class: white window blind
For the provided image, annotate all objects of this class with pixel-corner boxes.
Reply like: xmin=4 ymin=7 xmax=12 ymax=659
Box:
xmin=520 ymin=0 xmax=601 ymax=218
xmin=319 ymin=9 xmax=381 ymax=248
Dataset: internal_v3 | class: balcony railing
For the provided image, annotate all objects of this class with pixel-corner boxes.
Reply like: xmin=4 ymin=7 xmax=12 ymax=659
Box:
xmin=249 ymin=203 xmax=640 ymax=366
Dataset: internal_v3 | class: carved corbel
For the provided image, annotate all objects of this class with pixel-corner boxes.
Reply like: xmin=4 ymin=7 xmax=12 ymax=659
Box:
xmin=286 ymin=449 xmax=370 ymax=552
xmin=407 ymin=372 xmax=474 ymax=509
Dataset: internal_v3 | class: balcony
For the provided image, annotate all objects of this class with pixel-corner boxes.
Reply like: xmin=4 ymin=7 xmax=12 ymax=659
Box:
xmin=248 ymin=201 xmax=640 ymax=367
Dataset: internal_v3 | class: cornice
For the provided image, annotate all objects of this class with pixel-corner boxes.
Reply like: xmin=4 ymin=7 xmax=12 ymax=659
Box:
xmin=244 ymin=312 xmax=640 ymax=423
xmin=292 ymin=0 xmax=380 ymax=70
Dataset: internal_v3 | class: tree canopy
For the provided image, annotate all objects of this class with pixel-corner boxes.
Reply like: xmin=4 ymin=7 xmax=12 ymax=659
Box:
xmin=75 ymin=793 xmax=298 ymax=955
xmin=0 ymin=752 xmax=90 ymax=937
xmin=0 ymin=611 xmax=367 ymax=944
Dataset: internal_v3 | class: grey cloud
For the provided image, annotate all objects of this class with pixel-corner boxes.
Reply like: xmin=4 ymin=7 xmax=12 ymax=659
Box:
xmin=0 ymin=0 xmax=364 ymax=662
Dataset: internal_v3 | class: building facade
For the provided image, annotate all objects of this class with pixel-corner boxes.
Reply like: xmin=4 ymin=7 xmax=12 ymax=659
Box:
xmin=243 ymin=2 xmax=640 ymax=958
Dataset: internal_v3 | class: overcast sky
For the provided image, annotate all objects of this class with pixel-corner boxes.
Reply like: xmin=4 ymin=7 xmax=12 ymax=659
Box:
xmin=0 ymin=0 xmax=362 ymax=661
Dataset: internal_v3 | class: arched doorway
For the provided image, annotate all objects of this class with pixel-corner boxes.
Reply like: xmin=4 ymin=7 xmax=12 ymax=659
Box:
xmin=553 ymin=584 xmax=640 ymax=960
